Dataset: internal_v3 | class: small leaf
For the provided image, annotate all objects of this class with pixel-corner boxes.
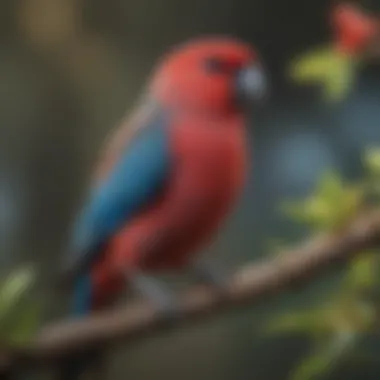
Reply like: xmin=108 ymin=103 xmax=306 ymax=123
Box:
xmin=323 ymin=55 xmax=355 ymax=102
xmin=291 ymin=352 xmax=333 ymax=380
xmin=290 ymin=332 xmax=356 ymax=380
xmin=0 ymin=266 xmax=35 ymax=324
xmin=334 ymin=186 xmax=364 ymax=228
xmin=303 ymin=197 xmax=331 ymax=224
xmin=316 ymin=171 xmax=343 ymax=202
xmin=264 ymin=311 xmax=329 ymax=336
xmin=312 ymin=171 xmax=362 ymax=229
xmin=281 ymin=198 xmax=331 ymax=228
xmin=344 ymin=253 xmax=379 ymax=290
xmin=282 ymin=169 xmax=363 ymax=231
xmin=289 ymin=45 xmax=357 ymax=102
xmin=364 ymin=147 xmax=380 ymax=177
xmin=289 ymin=45 xmax=336 ymax=82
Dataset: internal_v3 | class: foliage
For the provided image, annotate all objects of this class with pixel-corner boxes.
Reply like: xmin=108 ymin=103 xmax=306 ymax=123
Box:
xmin=263 ymin=147 xmax=380 ymax=380
xmin=0 ymin=266 xmax=42 ymax=345
xmin=288 ymin=45 xmax=359 ymax=103
xmin=281 ymin=169 xmax=364 ymax=232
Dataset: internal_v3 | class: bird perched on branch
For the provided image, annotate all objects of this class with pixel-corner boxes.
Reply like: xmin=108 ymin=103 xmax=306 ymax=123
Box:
xmin=58 ymin=36 xmax=267 ymax=379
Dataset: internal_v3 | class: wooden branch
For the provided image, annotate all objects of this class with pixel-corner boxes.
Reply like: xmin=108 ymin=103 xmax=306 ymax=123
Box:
xmin=2 ymin=209 xmax=380 ymax=372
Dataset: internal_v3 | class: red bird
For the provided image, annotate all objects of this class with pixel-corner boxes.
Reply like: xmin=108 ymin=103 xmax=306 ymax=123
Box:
xmin=59 ymin=35 xmax=267 ymax=380
xmin=63 ymin=37 xmax=267 ymax=314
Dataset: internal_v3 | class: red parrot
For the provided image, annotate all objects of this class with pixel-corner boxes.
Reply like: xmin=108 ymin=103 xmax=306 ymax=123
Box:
xmin=59 ymin=36 xmax=267 ymax=379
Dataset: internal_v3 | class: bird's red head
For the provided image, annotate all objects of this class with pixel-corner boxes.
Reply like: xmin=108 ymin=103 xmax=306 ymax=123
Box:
xmin=149 ymin=37 xmax=268 ymax=116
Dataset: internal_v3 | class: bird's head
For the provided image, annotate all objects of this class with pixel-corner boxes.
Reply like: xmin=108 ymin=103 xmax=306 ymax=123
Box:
xmin=149 ymin=36 xmax=268 ymax=116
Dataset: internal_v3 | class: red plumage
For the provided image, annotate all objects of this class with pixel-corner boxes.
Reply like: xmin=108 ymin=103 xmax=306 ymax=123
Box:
xmin=87 ymin=37 xmax=259 ymax=308
xmin=113 ymin=114 xmax=246 ymax=268
xmin=92 ymin=116 xmax=247 ymax=308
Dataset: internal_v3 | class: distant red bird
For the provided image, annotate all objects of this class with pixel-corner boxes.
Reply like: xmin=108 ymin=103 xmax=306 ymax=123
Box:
xmin=331 ymin=3 xmax=379 ymax=55
xmin=59 ymin=35 xmax=267 ymax=380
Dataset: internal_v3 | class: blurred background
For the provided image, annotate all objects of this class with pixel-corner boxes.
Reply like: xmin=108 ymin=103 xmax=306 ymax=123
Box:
xmin=1 ymin=0 xmax=380 ymax=379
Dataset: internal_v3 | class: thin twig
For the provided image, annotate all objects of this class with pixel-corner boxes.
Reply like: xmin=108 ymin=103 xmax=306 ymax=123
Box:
xmin=2 ymin=209 xmax=380 ymax=372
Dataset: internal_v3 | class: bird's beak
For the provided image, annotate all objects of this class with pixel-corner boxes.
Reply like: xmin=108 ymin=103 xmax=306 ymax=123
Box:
xmin=235 ymin=63 xmax=269 ymax=106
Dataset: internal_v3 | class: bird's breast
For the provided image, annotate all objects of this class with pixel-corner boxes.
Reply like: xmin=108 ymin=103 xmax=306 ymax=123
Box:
xmin=97 ymin=116 xmax=249 ymax=278
xmin=172 ymin=117 xmax=247 ymax=213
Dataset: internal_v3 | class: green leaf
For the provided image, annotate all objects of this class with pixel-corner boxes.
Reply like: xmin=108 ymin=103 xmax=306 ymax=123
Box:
xmin=295 ymin=170 xmax=363 ymax=230
xmin=344 ymin=253 xmax=379 ymax=290
xmin=264 ymin=311 xmax=329 ymax=337
xmin=323 ymin=55 xmax=355 ymax=103
xmin=291 ymin=352 xmax=333 ymax=380
xmin=281 ymin=198 xmax=331 ymax=228
xmin=289 ymin=45 xmax=337 ymax=82
xmin=281 ymin=170 xmax=358 ymax=230
xmin=290 ymin=332 xmax=356 ymax=380
xmin=289 ymin=45 xmax=357 ymax=102
xmin=316 ymin=171 xmax=343 ymax=202
xmin=0 ymin=266 xmax=35 ymax=325
xmin=364 ymin=147 xmax=380 ymax=177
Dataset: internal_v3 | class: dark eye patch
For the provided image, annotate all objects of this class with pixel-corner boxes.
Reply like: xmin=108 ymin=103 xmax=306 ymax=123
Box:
xmin=203 ymin=57 xmax=233 ymax=73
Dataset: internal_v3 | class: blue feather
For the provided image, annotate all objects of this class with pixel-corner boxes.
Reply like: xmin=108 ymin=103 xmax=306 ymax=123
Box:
xmin=65 ymin=111 xmax=171 ymax=285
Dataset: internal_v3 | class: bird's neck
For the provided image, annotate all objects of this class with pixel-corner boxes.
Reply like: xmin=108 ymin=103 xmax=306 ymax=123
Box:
xmin=161 ymin=102 xmax=245 ymax=124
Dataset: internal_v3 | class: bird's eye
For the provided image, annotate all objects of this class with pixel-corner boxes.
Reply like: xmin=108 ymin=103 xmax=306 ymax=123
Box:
xmin=203 ymin=57 xmax=229 ymax=73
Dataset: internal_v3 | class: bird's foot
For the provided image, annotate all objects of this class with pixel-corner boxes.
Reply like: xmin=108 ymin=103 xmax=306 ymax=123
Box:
xmin=127 ymin=272 xmax=181 ymax=323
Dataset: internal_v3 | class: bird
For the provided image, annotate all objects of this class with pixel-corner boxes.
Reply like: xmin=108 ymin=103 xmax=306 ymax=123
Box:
xmin=58 ymin=36 xmax=267 ymax=379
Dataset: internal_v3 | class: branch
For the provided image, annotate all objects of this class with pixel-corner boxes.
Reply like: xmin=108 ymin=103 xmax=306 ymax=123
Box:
xmin=2 ymin=209 xmax=380 ymax=372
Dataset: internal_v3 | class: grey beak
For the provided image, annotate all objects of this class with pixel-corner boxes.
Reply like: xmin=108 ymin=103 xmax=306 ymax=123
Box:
xmin=235 ymin=64 xmax=268 ymax=105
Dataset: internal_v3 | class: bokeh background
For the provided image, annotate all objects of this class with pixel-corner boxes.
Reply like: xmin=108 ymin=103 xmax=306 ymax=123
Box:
xmin=1 ymin=0 xmax=380 ymax=379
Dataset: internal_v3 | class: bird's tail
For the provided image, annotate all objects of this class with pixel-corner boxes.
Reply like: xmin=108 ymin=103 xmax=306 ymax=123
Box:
xmin=57 ymin=274 xmax=102 ymax=380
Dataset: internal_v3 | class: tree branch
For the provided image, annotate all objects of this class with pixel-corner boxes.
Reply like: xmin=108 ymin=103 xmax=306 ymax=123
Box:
xmin=2 ymin=209 xmax=380 ymax=372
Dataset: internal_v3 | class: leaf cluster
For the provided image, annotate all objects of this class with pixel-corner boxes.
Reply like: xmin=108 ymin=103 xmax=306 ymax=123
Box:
xmin=0 ymin=266 xmax=42 ymax=346
xmin=263 ymin=148 xmax=380 ymax=380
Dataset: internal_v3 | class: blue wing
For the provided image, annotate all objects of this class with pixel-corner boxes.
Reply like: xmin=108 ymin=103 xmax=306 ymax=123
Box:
xmin=64 ymin=111 xmax=171 ymax=288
